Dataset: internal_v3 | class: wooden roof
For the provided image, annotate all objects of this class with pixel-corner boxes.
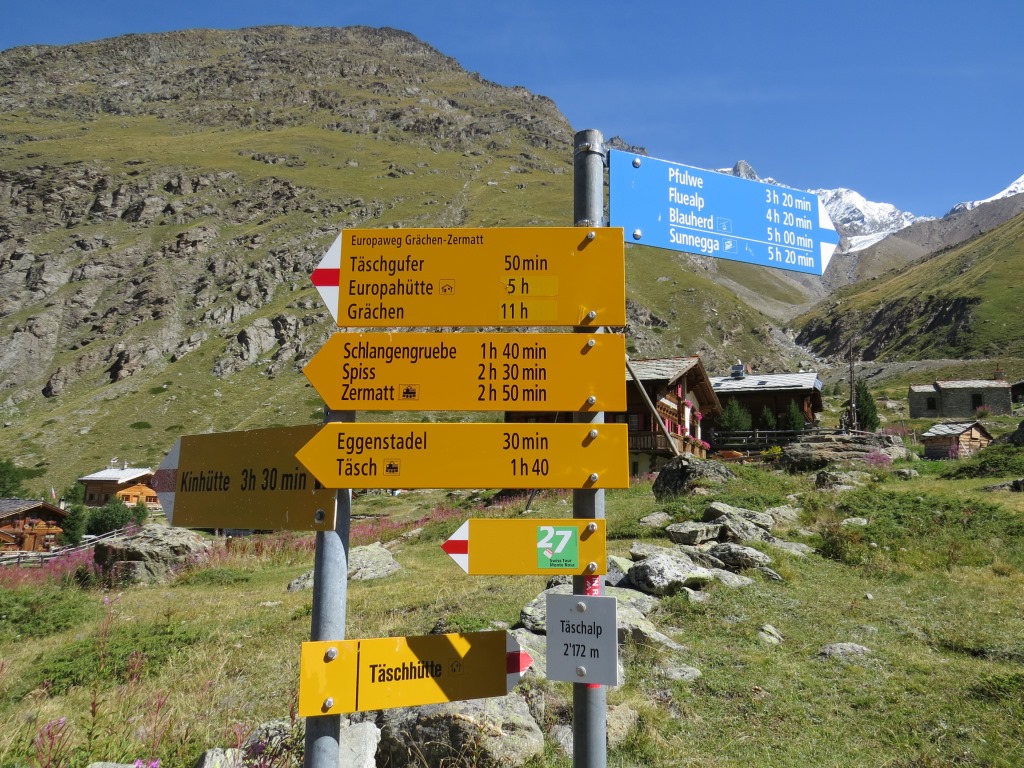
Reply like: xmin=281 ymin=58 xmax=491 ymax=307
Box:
xmin=627 ymin=357 xmax=721 ymax=415
xmin=921 ymin=421 xmax=994 ymax=440
xmin=0 ymin=498 xmax=67 ymax=522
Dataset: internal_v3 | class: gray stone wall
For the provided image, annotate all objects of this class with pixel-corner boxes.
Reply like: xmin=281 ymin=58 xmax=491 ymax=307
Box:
xmin=909 ymin=385 xmax=1011 ymax=418
xmin=940 ymin=388 xmax=1012 ymax=417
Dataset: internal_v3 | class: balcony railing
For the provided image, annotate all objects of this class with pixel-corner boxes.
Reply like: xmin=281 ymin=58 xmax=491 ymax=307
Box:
xmin=628 ymin=431 xmax=707 ymax=458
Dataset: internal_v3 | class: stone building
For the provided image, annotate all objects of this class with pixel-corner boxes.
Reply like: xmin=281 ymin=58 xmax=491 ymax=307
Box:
xmin=908 ymin=379 xmax=1012 ymax=419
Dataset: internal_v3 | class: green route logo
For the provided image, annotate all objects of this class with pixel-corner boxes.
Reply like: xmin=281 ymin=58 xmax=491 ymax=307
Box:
xmin=537 ymin=525 xmax=579 ymax=569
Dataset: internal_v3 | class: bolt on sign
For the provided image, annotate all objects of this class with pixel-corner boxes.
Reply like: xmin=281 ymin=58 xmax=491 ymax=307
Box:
xmin=152 ymin=425 xmax=336 ymax=531
xmin=298 ymin=631 xmax=533 ymax=715
xmin=310 ymin=227 xmax=626 ymax=327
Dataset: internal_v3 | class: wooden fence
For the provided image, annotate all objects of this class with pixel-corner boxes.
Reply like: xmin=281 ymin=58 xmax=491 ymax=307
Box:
xmin=0 ymin=526 xmax=134 ymax=567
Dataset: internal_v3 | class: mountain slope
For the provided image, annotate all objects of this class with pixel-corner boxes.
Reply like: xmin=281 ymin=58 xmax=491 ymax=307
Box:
xmin=0 ymin=26 xmax=806 ymax=492
xmin=795 ymin=209 xmax=1024 ymax=361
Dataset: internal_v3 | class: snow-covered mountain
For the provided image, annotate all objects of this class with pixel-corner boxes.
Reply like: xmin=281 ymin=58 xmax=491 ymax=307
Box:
xmin=947 ymin=172 xmax=1024 ymax=215
xmin=719 ymin=161 xmax=927 ymax=253
xmin=809 ymin=187 xmax=927 ymax=253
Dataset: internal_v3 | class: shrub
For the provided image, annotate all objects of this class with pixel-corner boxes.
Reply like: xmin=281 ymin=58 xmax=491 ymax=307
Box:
xmin=758 ymin=405 xmax=777 ymax=430
xmin=86 ymin=498 xmax=133 ymax=536
xmin=940 ymin=443 xmax=1024 ymax=479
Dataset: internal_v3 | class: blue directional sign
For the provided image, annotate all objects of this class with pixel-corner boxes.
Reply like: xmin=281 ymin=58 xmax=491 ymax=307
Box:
xmin=609 ymin=149 xmax=839 ymax=276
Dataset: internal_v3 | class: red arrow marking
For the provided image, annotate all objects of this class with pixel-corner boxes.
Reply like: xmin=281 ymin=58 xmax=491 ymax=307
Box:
xmin=440 ymin=538 xmax=468 ymax=556
xmin=151 ymin=468 xmax=177 ymax=493
xmin=310 ymin=268 xmax=340 ymax=287
xmin=507 ymin=649 xmax=534 ymax=674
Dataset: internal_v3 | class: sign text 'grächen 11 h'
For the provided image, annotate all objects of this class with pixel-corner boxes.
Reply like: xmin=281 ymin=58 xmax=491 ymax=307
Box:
xmin=608 ymin=150 xmax=839 ymax=276
xmin=311 ymin=227 xmax=626 ymax=327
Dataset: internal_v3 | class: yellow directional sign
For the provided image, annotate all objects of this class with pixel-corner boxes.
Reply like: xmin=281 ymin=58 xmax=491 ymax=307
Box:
xmin=304 ymin=331 xmax=626 ymax=412
xmin=298 ymin=631 xmax=533 ymax=714
xmin=441 ymin=518 xmax=607 ymax=576
xmin=151 ymin=426 xmax=336 ymax=531
xmin=296 ymin=423 xmax=629 ymax=490
xmin=310 ymin=227 xmax=626 ymax=327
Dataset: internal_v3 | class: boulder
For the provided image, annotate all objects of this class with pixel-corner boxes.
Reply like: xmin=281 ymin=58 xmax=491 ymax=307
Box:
xmin=819 ymin=642 xmax=872 ymax=660
xmin=764 ymin=505 xmax=801 ymax=524
xmin=664 ymin=520 xmax=722 ymax=545
xmin=348 ymin=542 xmax=401 ymax=581
xmin=628 ymin=555 xmax=719 ymax=595
xmin=374 ymin=694 xmax=544 ymax=767
xmin=520 ymin=584 xmax=659 ymax=634
xmin=652 ymin=455 xmax=734 ymax=500
xmin=709 ymin=514 xmax=775 ymax=544
xmin=995 ymin=419 xmax=1024 ymax=446
xmin=757 ymin=624 xmax=784 ymax=645
xmin=781 ymin=433 xmax=908 ymax=471
xmin=815 ymin=470 xmax=871 ymax=490
xmin=707 ymin=542 xmax=773 ymax=569
xmin=191 ymin=750 xmax=243 ymax=768
xmin=703 ymin=502 xmax=775 ymax=530
xmin=673 ymin=544 xmax=726 ymax=569
xmin=93 ymin=524 xmax=209 ymax=584
xmin=639 ymin=511 xmax=671 ymax=528
xmin=287 ymin=542 xmax=400 ymax=591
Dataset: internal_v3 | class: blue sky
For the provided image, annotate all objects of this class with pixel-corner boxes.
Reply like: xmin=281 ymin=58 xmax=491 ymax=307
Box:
xmin=2 ymin=0 xmax=1022 ymax=218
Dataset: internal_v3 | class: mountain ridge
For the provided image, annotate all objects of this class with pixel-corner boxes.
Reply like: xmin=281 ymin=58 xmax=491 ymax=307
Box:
xmin=1 ymin=24 xmax=1023 ymax=493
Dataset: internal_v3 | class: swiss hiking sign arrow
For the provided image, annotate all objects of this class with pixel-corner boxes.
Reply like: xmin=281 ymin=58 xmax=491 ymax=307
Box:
xmin=441 ymin=519 xmax=607 ymax=576
xmin=609 ymin=149 xmax=839 ymax=276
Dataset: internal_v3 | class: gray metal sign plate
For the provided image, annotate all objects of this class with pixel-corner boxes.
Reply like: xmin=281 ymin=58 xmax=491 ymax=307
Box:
xmin=545 ymin=593 xmax=618 ymax=686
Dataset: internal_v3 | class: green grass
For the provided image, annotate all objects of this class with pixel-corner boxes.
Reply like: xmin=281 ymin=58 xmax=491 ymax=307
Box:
xmin=1 ymin=471 xmax=1022 ymax=767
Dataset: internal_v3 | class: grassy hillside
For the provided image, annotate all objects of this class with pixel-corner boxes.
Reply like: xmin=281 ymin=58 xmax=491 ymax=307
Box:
xmin=0 ymin=27 xmax=817 ymax=494
xmin=2 ymin=466 xmax=1022 ymax=767
xmin=795 ymin=212 xmax=1024 ymax=361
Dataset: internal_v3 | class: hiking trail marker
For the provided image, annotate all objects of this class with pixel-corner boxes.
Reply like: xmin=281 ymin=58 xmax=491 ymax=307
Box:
xmin=310 ymin=227 xmax=626 ymax=327
xmin=609 ymin=149 xmax=839 ymax=275
xmin=441 ymin=518 xmax=607 ymax=576
xmin=296 ymin=422 xmax=629 ymax=490
xmin=152 ymin=425 xmax=335 ymax=531
xmin=304 ymin=331 xmax=626 ymax=412
xmin=298 ymin=631 xmax=533 ymax=715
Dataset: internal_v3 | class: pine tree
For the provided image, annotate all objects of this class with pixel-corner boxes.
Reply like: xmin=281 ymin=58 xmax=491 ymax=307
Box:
xmin=719 ymin=398 xmax=752 ymax=432
xmin=855 ymin=379 xmax=880 ymax=432
xmin=59 ymin=503 xmax=88 ymax=546
xmin=758 ymin=405 xmax=777 ymax=430
xmin=782 ymin=400 xmax=807 ymax=431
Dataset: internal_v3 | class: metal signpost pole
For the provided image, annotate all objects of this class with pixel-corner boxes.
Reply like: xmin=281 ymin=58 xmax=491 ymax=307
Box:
xmin=572 ymin=128 xmax=607 ymax=768
xmin=304 ymin=408 xmax=354 ymax=768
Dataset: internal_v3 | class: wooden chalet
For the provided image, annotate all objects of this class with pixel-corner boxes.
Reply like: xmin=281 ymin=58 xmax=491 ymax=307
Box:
xmin=504 ymin=356 xmax=721 ymax=477
xmin=0 ymin=498 xmax=67 ymax=552
xmin=78 ymin=461 xmax=157 ymax=508
xmin=709 ymin=366 xmax=824 ymax=430
xmin=920 ymin=421 xmax=993 ymax=460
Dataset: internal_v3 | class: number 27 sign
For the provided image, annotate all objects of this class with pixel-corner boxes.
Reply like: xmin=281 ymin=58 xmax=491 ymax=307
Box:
xmin=442 ymin=519 xmax=606 ymax=576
